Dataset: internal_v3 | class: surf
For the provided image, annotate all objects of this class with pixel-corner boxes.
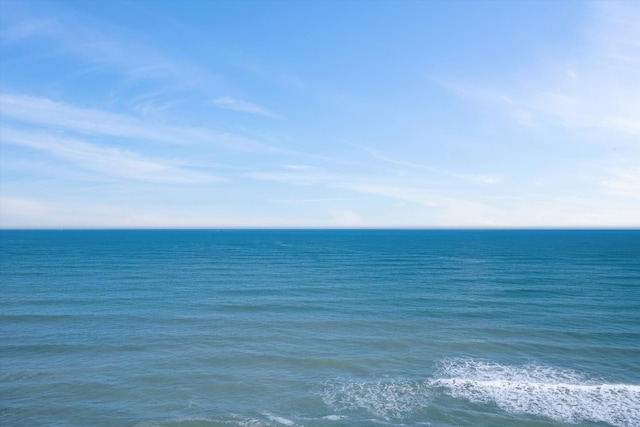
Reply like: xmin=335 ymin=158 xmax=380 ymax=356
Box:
xmin=320 ymin=359 xmax=640 ymax=426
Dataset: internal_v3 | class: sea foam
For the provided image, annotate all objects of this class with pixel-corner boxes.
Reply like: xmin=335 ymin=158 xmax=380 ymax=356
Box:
xmin=262 ymin=412 xmax=297 ymax=426
xmin=322 ymin=378 xmax=431 ymax=420
xmin=431 ymin=359 xmax=640 ymax=427
xmin=321 ymin=360 xmax=640 ymax=426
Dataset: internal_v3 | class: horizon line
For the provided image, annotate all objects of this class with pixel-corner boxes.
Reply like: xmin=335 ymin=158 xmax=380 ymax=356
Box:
xmin=1 ymin=227 xmax=639 ymax=231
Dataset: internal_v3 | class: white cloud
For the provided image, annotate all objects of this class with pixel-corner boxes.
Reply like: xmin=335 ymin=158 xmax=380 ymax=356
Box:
xmin=269 ymin=197 xmax=347 ymax=204
xmin=246 ymin=171 xmax=333 ymax=185
xmin=521 ymin=2 xmax=640 ymax=135
xmin=602 ymin=169 xmax=640 ymax=199
xmin=0 ymin=196 xmax=241 ymax=228
xmin=328 ymin=209 xmax=365 ymax=227
xmin=0 ymin=17 xmax=58 ymax=41
xmin=1 ymin=127 xmax=222 ymax=184
xmin=446 ymin=2 xmax=640 ymax=137
xmin=0 ymin=6 xmax=218 ymax=89
xmin=283 ymin=164 xmax=320 ymax=171
xmin=0 ymin=196 xmax=50 ymax=227
xmin=0 ymin=93 xmax=279 ymax=152
xmin=509 ymin=194 xmax=640 ymax=228
xmin=362 ymin=146 xmax=501 ymax=185
xmin=511 ymin=109 xmax=536 ymax=127
xmin=337 ymin=183 xmax=440 ymax=207
xmin=212 ymin=96 xmax=280 ymax=119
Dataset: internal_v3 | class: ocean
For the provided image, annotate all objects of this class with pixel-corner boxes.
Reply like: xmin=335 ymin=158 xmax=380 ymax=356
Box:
xmin=1 ymin=229 xmax=639 ymax=427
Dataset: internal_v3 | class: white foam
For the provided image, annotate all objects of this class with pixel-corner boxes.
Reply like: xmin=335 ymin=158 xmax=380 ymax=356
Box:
xmin=322 ymin=378 xmax=430 ymax=420
xmin=232 ymin=416 xmax=271 ymax=427
xmin=262 ymin=412 xmax=297 ymax=426
xmin=431 ymin=359 xmax=640 ymax=427
xmin=321 ymin=414 xmax=345 ymax=421
xmin=134 ymin=418 xmax=265 ymax=427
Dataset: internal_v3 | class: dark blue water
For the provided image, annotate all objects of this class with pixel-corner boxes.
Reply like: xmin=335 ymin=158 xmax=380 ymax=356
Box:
xmin=1 ymin=230 xmax=639 ymax=426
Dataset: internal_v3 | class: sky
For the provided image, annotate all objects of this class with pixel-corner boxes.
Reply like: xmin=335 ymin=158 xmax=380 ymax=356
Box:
xmin=0 ymin=0 xmax=638 ymax=228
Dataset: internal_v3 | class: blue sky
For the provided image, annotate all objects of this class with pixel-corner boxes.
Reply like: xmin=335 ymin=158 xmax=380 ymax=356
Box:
xmin=1 ymin=0 xmax=638 ymax=228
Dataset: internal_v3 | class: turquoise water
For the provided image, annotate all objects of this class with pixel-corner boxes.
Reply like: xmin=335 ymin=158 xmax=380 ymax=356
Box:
xmin=1 ymin=230 xmax=639 ymax=426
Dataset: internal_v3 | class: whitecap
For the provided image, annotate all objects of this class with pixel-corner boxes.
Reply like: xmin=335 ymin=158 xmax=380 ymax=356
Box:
xmin=262 ymin=412 xmax=297 ymax=426
xmin=321 ymin=415 xmax=345 ymax=421
xmin=430 ymin=359 xmax=640 ymax=427
xmin=322 ymin=378 xmax=430 ymax=420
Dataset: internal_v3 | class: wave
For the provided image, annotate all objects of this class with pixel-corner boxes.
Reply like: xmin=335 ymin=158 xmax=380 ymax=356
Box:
xmin=262 ymin=412 xmax=298 ymax=426
xmin=322 ymin=378 xmax=431 ymax=420
xmin=432 ymin=359 xmax=640 ymax=426
xmin=133 ymin=414 xmax=300 ymax=427
xmin=321 ymin=359 xmax=640 ymax=426
xmin=134 ymin=360 xmax=639 ymax=426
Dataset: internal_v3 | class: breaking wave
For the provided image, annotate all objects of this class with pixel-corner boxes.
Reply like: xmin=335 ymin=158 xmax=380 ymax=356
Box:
xmin=432 ymin=359 xmax=640 ymax=427
xmin=322 ymin=378 xmax=431 ymax=420
xmin=321 ymin=359 xmax=640 ymax=426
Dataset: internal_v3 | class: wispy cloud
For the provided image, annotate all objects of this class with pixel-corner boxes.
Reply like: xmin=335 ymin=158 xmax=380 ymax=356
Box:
xmin=212 ymin=96 xmax=280 ymax=119
xmin=1 ymin=127 xmax=222 ymax=184
xmin=536 ymin=1 xmax=640 ymax=135
xmin=602 ymin=169 xmax=640 ymax=199
xmin=282 ymin=164 xmax=321 ymax=171
xmin=269 ymin=197 xmax=348 ymax=204
xmin=0 ymin=16 xmax=57 ymax=41
xmin=362 ymin=146 xmax=501 ymax=185
xmin=0 ymin=93 xmax=279 ymax=152
xmin=245 ymin=161 xmax=503 ymax=225
xmin=0 ymin=196 xmax=243 ymax=229
xmin=335 ymin=182 xmax=502 ymax=226
xmin=328 ymin=208 xmax=365 ymax=227
xmin=245 ymin=163 xmax=338 ymax=184
xmin=0 ymin=196 xmax=50 ymax=227
xmin=246 ymin=171 xmax=332 ymax=185
xmin=335 ymin=183 xmax=441 ymax=208
xmin=444 ymin=2 xmax=640 ymax=137
xmin=0 ymin=4 xmax=221 ymax=90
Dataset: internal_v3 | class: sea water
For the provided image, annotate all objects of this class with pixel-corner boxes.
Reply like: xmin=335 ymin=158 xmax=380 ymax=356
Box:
xmin=1 ymin=229 xmax=639 ymax=427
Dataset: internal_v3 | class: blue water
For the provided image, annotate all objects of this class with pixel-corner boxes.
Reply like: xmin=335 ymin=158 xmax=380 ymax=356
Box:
xmin=1 ymin=230 xmax=639 ymax=426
